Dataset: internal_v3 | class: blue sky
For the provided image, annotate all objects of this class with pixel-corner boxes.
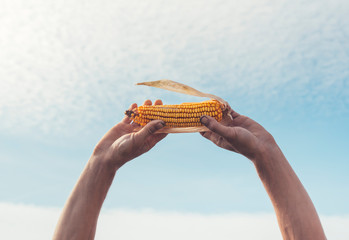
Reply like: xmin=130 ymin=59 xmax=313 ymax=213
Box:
xmin=0 ymin=0 xmax=348 ymax=239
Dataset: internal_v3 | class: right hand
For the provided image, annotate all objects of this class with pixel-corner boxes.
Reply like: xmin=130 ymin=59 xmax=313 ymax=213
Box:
xmin=200 ymin=106 xmax=278 ymax=162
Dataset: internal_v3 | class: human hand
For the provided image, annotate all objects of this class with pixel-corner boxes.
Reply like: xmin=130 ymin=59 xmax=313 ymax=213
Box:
xmin=200 ymin=106 xmax=327 ymax=240
xmin=92 ymin=99 xmax=167 ymax=170
xmin=200 ymin=106 xmax=278 ymax=162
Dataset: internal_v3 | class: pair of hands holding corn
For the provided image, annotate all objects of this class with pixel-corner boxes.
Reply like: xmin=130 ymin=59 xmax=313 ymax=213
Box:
xmin=54 ymin=99 xmax=326 ymax=240
xmin=94 ymin=99 xmax=274 ymax=169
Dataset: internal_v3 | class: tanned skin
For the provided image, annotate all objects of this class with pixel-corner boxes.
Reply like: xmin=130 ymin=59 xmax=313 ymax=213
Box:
xmin=53 ymin=100 xmax=326 ymax=240
xmin=200 ymin=106 xmax=326 ymax=239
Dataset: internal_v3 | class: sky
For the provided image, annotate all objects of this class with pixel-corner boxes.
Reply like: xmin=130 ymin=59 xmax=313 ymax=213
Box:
xmin=0 ymin=0 xmax=348 ymax=239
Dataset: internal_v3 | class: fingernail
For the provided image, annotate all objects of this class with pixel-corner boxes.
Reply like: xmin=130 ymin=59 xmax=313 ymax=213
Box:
xmin=156 ymin=121 xmax=165 ymax=129
xmin=200 ymin=116 xmax=208 ymax=125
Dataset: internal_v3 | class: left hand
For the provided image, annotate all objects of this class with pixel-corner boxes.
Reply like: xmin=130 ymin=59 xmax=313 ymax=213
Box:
xmin=92 ymin=99 xmax=167 ymax=170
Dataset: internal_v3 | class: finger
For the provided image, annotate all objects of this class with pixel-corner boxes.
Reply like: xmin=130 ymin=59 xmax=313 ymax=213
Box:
xmin=231 ymin=110 xmax=240 ymax=119
xmin=226 ymin=105 xmax=240 ymax=119
xmin=200 ymin=131 xmax=224 ymax=146
xmin=122 ymin=103 xmax=138 ymax=124
xmin=147 ymin=132 xmax=167 ymax=147
xmin=103 ymin=103 xmax=137 ymax=142
xmin=129 ymin=103 xmax=138 ymax=110
xmin=143 ymin=99 xmax=152 ymax=106
xmin=200 ymin=116 xmax=237 ymax=141
xmin=200 ymin=131 xmax=238 ymax=153
xmin=134 ymin=120 xmax=165 ymax=142
xmin=200 ymin=131 xmax=213 ymax=140
xmin=131 ymin=121 xmax=140 ymax=127
xmin=200 ymin=131 xmax=218 ymax=145
xmin=154 ymin=99 xmax=163 ymax=105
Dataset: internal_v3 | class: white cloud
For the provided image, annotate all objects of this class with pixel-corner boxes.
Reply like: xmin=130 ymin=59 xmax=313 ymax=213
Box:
xmin=0 ymin=202 xmax=348 ymax=240
xmin=0 ymin=0 xmax=348 ymax=136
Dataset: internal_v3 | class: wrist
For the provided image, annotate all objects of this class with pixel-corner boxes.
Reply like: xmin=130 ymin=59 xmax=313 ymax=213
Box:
xmin=252 ymin=143 xmax=289 ymax=187
xmin=89 ymin=154 xmax=120 ymax=176
xmin=253 ymin=142 xmax=284 ymax=166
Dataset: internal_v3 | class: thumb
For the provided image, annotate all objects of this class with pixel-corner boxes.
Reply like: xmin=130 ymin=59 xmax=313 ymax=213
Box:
xmin=200 ymin=116 xmax=237 ymax=140
xmin=135 ymin=120 xmax=165 ymax=141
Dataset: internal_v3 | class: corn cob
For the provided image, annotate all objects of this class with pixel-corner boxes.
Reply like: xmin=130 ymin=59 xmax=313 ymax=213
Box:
xmin=125 ymin=100 xmax=223 ymax=128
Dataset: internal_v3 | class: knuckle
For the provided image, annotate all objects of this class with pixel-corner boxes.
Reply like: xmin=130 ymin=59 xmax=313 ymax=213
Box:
xmin=208 ymin=121 xmax=218 ymax=131
xmin=146 ymin=125 xmax=156 ymax=135
xmin=201 ymin=131 xmax=211 ymax=139
xmin=230 ymin=127 xmax=237 ymax=137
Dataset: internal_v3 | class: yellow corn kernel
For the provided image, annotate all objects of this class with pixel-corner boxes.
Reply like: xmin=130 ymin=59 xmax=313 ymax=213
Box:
xmin=125 ymin=100 xmax=223 ymax=127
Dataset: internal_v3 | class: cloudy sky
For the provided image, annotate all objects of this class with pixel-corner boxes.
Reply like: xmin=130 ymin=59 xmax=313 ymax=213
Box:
xmin=0 ymin=0 xmax=348 ymax=239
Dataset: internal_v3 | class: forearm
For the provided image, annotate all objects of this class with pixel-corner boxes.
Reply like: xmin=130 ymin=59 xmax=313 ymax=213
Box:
xmin=53 ymin=157 xmax=117 ymax=240
xmin=254 ymin=146 xmax=326 ymax=240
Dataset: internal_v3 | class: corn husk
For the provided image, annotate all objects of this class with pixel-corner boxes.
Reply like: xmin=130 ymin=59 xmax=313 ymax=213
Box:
xmin=134 ymin=79 xmax=230 ymax=133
